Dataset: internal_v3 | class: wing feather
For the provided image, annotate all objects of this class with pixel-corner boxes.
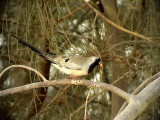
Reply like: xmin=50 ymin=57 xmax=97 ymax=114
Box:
xmin=54 ymin=56 xmax=90 ymax=70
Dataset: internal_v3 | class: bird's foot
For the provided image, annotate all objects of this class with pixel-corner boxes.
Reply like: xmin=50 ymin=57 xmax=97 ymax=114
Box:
xmin=69 ymin=75 xmax=81 ymax=80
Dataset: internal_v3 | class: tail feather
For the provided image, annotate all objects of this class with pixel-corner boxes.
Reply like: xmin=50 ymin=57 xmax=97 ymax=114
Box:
xmin=11 ymin=34 xmax=56 ymax=63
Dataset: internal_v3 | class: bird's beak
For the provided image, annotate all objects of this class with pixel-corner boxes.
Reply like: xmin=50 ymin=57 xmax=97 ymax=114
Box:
xmin=99 ymin=62 xmax=103 ymax=67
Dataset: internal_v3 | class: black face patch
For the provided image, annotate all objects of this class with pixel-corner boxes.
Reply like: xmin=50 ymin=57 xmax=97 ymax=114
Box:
xmin=65 ymin=58 xmax=70 ymax=62
xmin=96 ymin=58 xmax=101 ymax=63
xmin=88 ymin=58 xmax=101 ymax=73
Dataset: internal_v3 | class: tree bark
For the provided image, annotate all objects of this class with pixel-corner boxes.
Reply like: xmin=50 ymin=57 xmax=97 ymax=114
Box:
xmin=101 ymin=0 xmax=127 ymax=119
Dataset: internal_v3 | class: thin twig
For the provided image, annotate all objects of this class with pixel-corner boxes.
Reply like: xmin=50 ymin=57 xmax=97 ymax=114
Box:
xmin=81 ymin=0 xmax=158 ymax=46
xmin=109 ymin=40 xmax=149 ymax=51
xmin=67 ymin=90 xmax=106 ymax=120
xmin=36 ymin=85 xmax=71 ymax=116
xmin=57 ymin=4 xmax=87 ymax=23
xmin=56 ymin=30 xmax=93 ymax=41
xmin=111 ymin=70 xmax=132 ymax=85
xmin=0 ymin=65 xmax=48 ymax=82
xmin=84 ymin=87 xmax=92 ymax=120
xmin=68 ymin=69 xmax=131 ymax=119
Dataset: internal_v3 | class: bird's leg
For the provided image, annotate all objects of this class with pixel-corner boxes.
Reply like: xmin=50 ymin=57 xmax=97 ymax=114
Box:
xmin=69 ymin=74 xmax=81 ymax=80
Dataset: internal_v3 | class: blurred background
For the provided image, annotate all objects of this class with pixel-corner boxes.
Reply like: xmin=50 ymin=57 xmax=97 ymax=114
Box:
xmin=0 ymin=0 xmax=160 ymax=119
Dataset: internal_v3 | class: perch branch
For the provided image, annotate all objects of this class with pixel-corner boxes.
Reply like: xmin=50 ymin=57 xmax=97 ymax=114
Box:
xmin=0 ymin=79 xmax=132 ymax=101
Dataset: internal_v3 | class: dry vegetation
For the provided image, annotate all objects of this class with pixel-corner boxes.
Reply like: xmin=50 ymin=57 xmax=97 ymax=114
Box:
xmin=0 ymin=0 xmax=160 ymax=120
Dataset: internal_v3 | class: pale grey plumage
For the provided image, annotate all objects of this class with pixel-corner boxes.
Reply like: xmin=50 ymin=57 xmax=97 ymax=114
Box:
xmin=11 ymin=34 xmax=102 ymax=77
xmin=52 ymin=56 xmax=101 ymax=76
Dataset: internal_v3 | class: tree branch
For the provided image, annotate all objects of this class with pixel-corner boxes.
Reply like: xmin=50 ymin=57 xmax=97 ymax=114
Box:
xmin=81 ymin=0 xmax=158 ymax=46
xmin=56 ymin=3 xmax=87 ymax=23
xmin=114 ymin=76 xmax=160 ymax=120
xmin=117 ymin=72 xmax=160 ymax=115
xmin=0 ymin=64 xmax=133 ymax=103
xmin=0 ymin=65 xmax=47 ymax=82
xmin=2 ymin=65 xmax=159 ymax=120
xmin=0 ymin=64 xmax=131 ymax=101
xmin=0 ymin=79 xmax=132 ymax=101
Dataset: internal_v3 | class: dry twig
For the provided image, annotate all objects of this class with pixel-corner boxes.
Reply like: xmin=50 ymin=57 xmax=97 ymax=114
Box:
xmin=81 ymin=0 xmax=157 ymax=46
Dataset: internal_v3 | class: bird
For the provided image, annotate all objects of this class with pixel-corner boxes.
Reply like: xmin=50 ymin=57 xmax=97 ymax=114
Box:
xmin=11 ymin=34 xmax=102 ymax=78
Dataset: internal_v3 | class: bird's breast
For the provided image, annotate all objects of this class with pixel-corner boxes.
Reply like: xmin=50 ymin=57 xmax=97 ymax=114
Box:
xmin=52 ymin=64 xmax=88 ymax=76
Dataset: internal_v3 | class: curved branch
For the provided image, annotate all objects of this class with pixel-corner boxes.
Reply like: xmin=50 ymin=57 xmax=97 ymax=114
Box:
xmin=0 ymin=65 xmax=48 ymax=82
xmin=114 ymin=76 xmax=160 ymax=120
xmin=0 ymin=79 xmax=132 ymax=101
xmin=117 ymin=72 xmax=160 ymax=115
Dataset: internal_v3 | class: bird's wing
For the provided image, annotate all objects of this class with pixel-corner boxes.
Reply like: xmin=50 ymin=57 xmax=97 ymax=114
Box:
xmin=54 ymin=56 xmax=89 ymax=70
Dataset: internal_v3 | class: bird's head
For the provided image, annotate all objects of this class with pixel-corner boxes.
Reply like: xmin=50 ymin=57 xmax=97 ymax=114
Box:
xmin=88 ymin=56 xmax=102 ymax=73
xmin=96 ymin=57 xmax=103 ymax=67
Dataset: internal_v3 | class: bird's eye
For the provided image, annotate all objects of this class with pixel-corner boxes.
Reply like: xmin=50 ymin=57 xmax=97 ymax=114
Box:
xmin=96 ymin=58 xmax=101 ymax=62
xmin=65 ymin=59 xmax=70 ymax=62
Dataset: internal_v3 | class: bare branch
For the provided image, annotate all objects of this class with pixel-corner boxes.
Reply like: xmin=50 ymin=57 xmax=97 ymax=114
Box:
xmin=117 ymin=72 xmax=160 ymax=115
xmin=81 ymin=0 xmax=158 ymax=46
xmin=0 ymin=79 xmax=132 ymax=101
xmin=114 ymin=76 xmax=160 ymax=120
xmin=56 ymin=30 xmax=93 ymax=41
xmin=0 ymin=65 xmax=48 ymax=82
xmin=57 ymin=3 xmax=87 ymax=23
xmin=0 ymin=65 xmax=131 ymax=101
xmin=109 ymin=40 xmax=149 ymax=51
xmin=84 ymin=87 xmax=92 ymax=120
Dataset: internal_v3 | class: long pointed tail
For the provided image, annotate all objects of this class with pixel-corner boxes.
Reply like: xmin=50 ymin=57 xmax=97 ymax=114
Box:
xmin=11 ymin=34 xmax=56 ymax=62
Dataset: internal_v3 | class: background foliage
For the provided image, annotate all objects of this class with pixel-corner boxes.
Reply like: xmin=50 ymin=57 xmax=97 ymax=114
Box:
xmin=0 ymin=0 xmax=160 ymax=120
